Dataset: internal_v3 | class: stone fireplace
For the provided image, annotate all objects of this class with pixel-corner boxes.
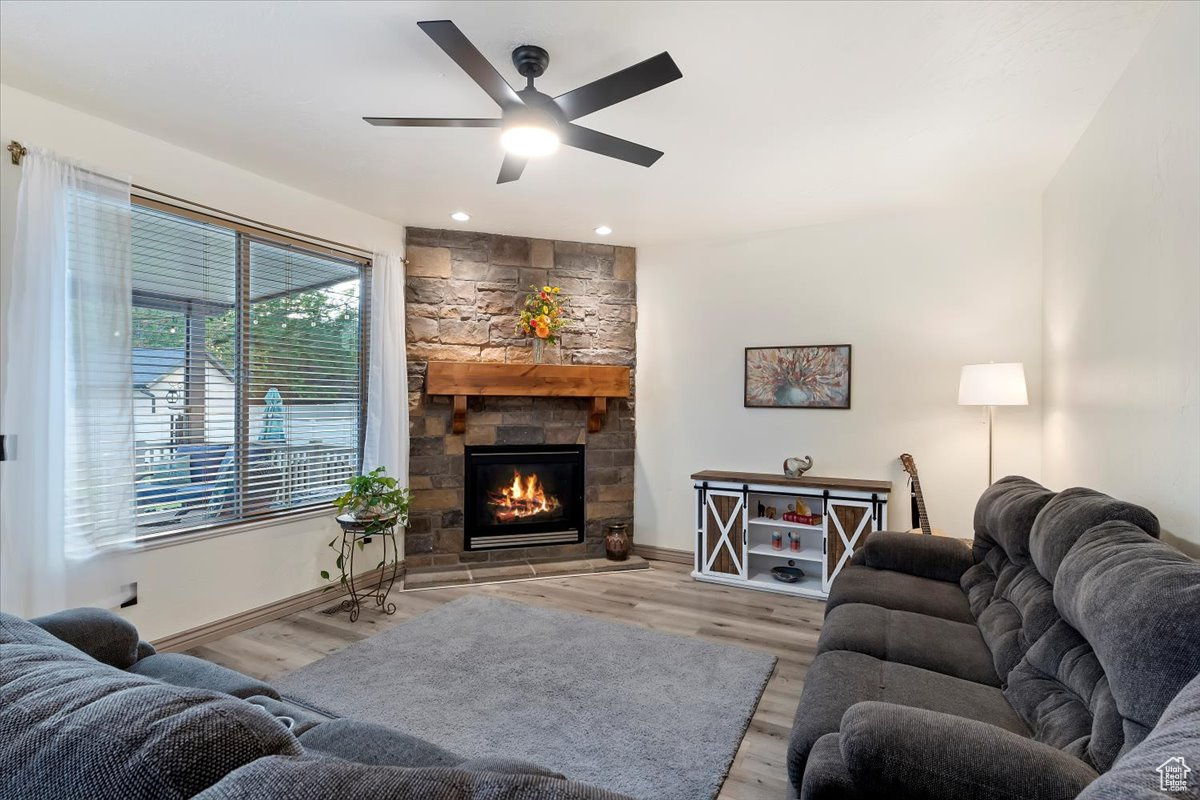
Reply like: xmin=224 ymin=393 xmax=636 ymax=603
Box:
xmin=404 ymin=227 xmax=636 ymax=568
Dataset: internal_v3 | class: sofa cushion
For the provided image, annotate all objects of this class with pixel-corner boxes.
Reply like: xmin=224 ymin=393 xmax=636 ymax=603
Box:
xmin=824 ymin=565 xmax=974 ymax=623
xmin=977 ymin=477 xmax=1057 ymax=567
xmin=818 ymin=603 xmax=1000 ymax=686
xmin=1004 ymin=619 xmax=1121 ymax=771
xmin=1076 ymin=673 xmax=1200 ymax=800
xmin=786 ymin=650 xmax=1028 ymax=788
xmin=1029 ymin=488 xmax=1160 ymax=583
xmin=961 ymin=553 xmax=1001 ymax=619
xmin=798 ymin=734 xmax=861 ymax=800
xmin=457 ymin=759 xmax=565 ymax=779
xmin=29 ymin=606 xmax=144 ymax=669
xmin=839 ymin=702 xmax=1099 ymax=800
xmin=978 ymin=558 xmax=1062 ymax=683
xmin=950 ymin=478 xmax=1058 ymax=685
xmin=297 ymin=718 xmax=568 ymax=778
xmin=1054 ymin=523 xmax=1200 ymax=760
xmin=299 ymin=718 xmax=462 ymax=768
xmin=194 ymin=754 xmax=635 ymax=800
xmin=1003 ymin=522 xmax=1200 ymax=774
xmin=0 ymin=613 xmax=301 ymax=800
xmin=963 ymin=482 xmax=1158 ymax=688
xmin=854 ymin=532 xmax=974 ymax=583
xmin=970 ymin=476 xmax=1054 ymax=565
xmin=245 ymin=695 xmax=333 ymax=735
xmin=128 ymin=652 xmax=282 ymax=700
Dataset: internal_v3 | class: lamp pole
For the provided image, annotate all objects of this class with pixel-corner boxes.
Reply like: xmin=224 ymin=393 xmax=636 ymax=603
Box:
xmin=987 ymin=404 xmax=994 ymax=486
xmin=959 ymin=363 xmax=1027 ymax=490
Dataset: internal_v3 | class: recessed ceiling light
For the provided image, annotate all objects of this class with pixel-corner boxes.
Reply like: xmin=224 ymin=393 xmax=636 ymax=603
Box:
xmin=450 ymin=211 xmax=470 ymax=222
xmin=594 ymin=225 xmax=613 ymax=236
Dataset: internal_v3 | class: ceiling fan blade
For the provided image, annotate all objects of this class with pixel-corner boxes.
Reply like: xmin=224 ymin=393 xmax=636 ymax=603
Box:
xmin=363 ymin=117 xmax=501 ymax=127
xmin=553 ymin=52 xmax=682 ymax=121
xmin=417 ymin=20 xmax=523 ymax=109
xmin=561 ymin=124 xmax=664 ymax=167
xmin=497 ymin=154 xmax=527 ymax=184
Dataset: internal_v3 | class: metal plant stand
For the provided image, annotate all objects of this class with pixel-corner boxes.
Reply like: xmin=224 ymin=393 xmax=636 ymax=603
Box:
xmin=333 ymin=513 xmax=401 ymax=622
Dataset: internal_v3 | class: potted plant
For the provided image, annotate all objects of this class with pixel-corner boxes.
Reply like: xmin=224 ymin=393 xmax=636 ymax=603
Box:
xmin=321 ymin=466 xmax=410 ymax=587
xmin=333 ymin=466 xmax=411 ymax=523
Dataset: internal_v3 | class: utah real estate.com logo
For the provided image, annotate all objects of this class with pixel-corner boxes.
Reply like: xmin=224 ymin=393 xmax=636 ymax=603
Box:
xmin=1157 ymin=756 xmax=1192 ymax=792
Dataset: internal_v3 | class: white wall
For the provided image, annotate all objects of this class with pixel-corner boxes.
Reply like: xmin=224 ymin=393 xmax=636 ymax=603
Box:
xmin=1042 ymin=1 xmax=1200 ymax=556
xmin=0 ymin=85 xmax=405 ymax=639
xmin=635 ymin=199 xmax=1043 ymax=551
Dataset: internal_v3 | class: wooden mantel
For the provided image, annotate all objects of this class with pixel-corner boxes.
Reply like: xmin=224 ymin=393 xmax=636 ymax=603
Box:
xmin=424 ymin=361 xmax=632 ymax=434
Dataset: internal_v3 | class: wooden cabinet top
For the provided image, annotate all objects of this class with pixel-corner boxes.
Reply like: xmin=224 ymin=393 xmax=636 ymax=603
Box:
xmin=691 ymin=469 xmax=892 ymax=494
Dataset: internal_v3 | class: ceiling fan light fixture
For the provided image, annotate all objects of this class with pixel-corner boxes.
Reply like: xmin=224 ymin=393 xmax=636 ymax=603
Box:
xmin=500 ymin=104 xmax=560 ymax=158
xmin=500 ymin=123 xmax=560 ymax=158
xmin=594 ymin=225 xmax=613 ymax=236
xmin=450 ymin=211 xmax=471 ymax=222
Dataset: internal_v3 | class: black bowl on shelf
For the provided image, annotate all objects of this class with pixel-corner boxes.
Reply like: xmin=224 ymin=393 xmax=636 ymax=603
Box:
xmin=771 ymin=565 xmax=805 ymax=583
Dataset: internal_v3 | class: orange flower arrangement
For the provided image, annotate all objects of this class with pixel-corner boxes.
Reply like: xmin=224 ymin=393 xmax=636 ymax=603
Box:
xmin=517 ymin=285 xmax=566 ymax=345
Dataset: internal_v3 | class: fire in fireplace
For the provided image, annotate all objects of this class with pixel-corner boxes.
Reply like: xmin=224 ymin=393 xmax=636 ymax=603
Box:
xmin=465 ymin=445 xmax=585 ymax=551
xmin=490 ymin=470 xmax=561 ymax=523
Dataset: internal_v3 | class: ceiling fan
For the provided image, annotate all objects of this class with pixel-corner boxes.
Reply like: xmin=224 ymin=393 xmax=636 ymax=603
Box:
xmin=364 ymin=20 xmax=682 ymax=184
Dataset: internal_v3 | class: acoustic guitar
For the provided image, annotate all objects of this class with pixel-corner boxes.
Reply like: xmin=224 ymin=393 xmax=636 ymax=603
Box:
xmin=899 ymin=453 xmax=947 ymax=537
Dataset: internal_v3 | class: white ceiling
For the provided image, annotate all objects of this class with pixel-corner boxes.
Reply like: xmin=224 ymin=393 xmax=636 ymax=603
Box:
xmin=0 ymin=0 xmax=1162 ymax=245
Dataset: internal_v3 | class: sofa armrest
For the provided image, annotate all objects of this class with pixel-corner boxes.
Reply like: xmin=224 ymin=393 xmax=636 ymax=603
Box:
xmin=29 ymin=607 xmax=143 ymax=669
xmin=127 ymin=652 xmax=281 ymax=699
xmin=840 ymin=702 xmax=1098 ymax=800
xmin=858 ymin=532 xmax=973 ymax=583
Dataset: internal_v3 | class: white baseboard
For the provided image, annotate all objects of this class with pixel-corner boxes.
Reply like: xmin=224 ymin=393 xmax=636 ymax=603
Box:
xmin=633 ymin=543 xmax=692 ymax=565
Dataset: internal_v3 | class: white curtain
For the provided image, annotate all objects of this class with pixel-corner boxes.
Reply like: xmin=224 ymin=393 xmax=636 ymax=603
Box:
xmin=362 ymin=251 xmax=409 ymax=487
xmin=0 ymin=147 xmax=133 ymax=617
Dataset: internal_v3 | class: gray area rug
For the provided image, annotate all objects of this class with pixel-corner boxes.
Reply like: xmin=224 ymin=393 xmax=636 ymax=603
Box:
xmin=275 ymin=594 xmax=776 ymax=800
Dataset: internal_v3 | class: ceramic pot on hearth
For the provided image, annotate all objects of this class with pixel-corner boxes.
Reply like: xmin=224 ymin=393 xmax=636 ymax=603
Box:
xmin=605 ymin=523 xmax=631 ymax=561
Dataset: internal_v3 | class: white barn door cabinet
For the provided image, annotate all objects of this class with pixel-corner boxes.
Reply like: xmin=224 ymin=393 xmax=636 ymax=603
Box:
xmin=691 ymin=470 xmax=891 ymax=599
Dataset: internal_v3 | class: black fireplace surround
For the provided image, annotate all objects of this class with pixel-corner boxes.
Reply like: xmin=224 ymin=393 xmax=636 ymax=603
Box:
xmin=463 ymin=444 xmax=585 ymax=551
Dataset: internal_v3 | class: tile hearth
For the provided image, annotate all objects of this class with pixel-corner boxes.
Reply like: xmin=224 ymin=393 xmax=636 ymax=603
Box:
xmin=403 ymin=555 xmax=649 ymax=590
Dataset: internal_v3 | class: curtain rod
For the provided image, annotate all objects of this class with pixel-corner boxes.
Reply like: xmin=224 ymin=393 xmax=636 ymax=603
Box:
xmin=7 ymin=139 xmax=390 ymax=262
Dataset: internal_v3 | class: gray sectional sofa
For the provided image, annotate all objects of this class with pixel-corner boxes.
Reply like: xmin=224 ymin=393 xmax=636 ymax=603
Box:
xmin=788 ymin=476 xmax=1200 ymax=800
xmin=4 ymin=477 xmax=1196 ymax=800
xmin=0 ymin=608 xmax=633 ymax=799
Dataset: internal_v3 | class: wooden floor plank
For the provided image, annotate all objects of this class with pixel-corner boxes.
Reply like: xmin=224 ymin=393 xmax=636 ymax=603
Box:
xmin=189 ymin=560 xmax=822 ymax=799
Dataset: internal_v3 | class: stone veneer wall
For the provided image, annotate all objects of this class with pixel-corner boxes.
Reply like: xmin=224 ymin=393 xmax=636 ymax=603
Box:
xmin=403 ymin=227 xmax=636 ymax=567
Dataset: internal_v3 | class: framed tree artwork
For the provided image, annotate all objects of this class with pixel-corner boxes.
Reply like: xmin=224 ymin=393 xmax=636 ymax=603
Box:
xmin=744 ymin=345 xmax=852 ymax=409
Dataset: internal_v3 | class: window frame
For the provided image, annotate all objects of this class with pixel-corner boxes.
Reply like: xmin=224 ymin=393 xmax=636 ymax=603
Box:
xmin=129 ymin=195 xmax=371 ymax=545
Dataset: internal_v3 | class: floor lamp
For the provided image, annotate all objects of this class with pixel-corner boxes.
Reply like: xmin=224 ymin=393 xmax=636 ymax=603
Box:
xmin=958 ymin=363 xmax=1028 ymax=485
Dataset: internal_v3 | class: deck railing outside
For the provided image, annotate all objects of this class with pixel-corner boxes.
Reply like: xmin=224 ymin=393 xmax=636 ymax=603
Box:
xmin=134 ymin=439 xmax=356 ymax=531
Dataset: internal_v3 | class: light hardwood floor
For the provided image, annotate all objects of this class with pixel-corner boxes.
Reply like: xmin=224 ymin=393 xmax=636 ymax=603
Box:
xmin=188 ymin=561 xmax=825 ymax=800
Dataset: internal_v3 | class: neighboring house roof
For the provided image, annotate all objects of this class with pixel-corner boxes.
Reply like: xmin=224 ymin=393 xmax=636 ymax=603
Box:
xmin=133 ymin=348 xmax=234 ymax=388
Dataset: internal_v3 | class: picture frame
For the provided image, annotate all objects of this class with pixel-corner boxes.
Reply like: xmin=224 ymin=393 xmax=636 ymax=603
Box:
xmin=744 ymin=344 xmax=852 ymax=409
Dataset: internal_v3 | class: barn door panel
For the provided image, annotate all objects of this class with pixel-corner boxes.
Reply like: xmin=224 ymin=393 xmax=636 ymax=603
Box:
xmin=825 ymin=500 xmax=872 ymax=590
xmin=702 ymin=490 xmax=746 ymax=579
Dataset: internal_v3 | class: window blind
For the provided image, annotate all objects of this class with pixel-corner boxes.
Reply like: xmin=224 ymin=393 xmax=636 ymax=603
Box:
xmin=129 ymin=201 xmax=367 ymax=540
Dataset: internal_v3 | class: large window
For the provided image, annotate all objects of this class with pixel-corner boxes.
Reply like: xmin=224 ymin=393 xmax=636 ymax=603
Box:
xmin=131 ymin=200 xmax=368 ymax=539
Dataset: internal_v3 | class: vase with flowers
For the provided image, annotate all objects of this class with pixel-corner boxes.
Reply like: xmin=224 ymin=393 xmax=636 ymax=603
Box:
xmin=516 ymin=284 xmax=566 ymax=363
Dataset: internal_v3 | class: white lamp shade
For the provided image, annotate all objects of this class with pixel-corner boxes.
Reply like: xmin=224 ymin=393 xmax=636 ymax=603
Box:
xmin=958 ymin=362 xmax=1028 ymax=406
